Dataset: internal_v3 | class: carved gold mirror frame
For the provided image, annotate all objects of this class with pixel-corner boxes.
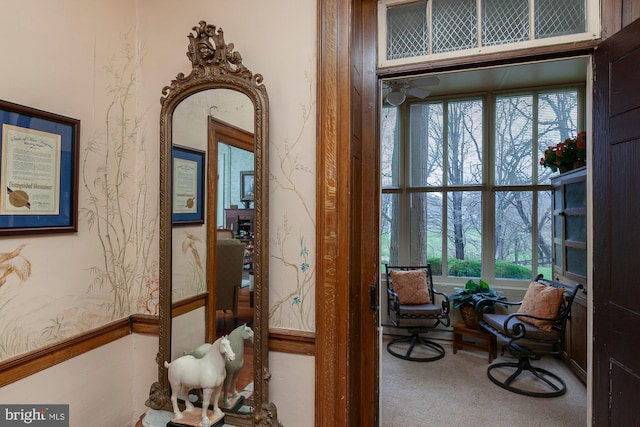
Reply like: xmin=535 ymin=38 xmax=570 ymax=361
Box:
xmin=146 ymin=21 xmax=280 ymax=426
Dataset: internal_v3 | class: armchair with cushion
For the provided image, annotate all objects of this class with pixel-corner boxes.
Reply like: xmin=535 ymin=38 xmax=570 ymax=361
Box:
xmin=216 ymin=238 xmax=246 ymax=325
xmin=477 ymin=274 xmax=583 ymax=397
xmin=216 ymin=228 xmax=235 ymax=239
xmin=385 ymin=264 xmax=451 ymax=362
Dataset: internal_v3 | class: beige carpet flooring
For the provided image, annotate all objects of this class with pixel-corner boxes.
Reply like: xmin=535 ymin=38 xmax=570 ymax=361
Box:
xmin=381 ymin=337 xmax=587 ymax=427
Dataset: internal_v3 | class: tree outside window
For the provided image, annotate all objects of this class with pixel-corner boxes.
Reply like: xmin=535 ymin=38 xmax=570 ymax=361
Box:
xmin=381 ymin=87 xmax=581 ymax=283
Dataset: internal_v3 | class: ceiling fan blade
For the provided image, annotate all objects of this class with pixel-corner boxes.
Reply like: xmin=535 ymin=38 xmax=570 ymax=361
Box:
xmin=406 ymin=87 xmax=431 ymax=99
xmin=409 ymin=75 xmax=440 ymax=88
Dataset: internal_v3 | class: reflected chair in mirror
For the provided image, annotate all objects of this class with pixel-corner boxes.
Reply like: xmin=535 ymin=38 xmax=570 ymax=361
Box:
xmin=216 ymin=238 xmax=246 ymax=326
xmin=385 ymin=264 xmax=451 ymax=362
xmin=217 ymin=228 xmax=235 ymax=239
xmin=477 ymin=274 xmax=583 ymax=397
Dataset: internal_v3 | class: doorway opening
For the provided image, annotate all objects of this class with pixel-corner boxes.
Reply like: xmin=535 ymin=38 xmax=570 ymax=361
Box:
xmin=378 ymin=57 xmax=591 ymax=425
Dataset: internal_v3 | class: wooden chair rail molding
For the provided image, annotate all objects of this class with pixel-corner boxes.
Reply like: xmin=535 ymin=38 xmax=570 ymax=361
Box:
xmin=0 ymin=313 xmax=316 ymax=389
xmin=172 ymin=293 xmax=207 ymax=317
xmin=0 ymin=315 xmax=157 ymax=389
xmin=268 ymin=328 xmax=315 ymax=356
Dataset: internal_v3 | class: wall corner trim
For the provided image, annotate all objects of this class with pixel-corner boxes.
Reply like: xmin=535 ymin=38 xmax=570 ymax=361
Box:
xmin=0 ymin=315 xmax=159 ymax=388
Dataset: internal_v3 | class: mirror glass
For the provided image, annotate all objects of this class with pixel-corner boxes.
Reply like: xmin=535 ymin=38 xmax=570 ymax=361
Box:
xmin=147 ymin=20 xmax=279 ymax=426
xmin=171 ymin=89 xmax=255 ymax=413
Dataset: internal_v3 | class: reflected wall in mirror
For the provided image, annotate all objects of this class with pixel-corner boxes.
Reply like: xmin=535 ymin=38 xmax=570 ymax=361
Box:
xmin=147 ymin=20 xmax=280 ymax=426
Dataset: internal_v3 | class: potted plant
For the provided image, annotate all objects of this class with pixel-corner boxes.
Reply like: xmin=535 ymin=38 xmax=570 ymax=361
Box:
xmin=450 ymin=279 xmax=506 ymax=329
xmin=539 ymin=131 xmax=587 ymax=173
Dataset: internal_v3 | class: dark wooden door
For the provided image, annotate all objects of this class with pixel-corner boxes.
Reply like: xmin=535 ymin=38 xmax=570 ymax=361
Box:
xmin=593 ymin=17 xmax=640 ymax=427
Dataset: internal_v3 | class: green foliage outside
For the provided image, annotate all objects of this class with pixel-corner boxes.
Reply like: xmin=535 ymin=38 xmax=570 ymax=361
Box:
xmin=382 ymin=256 xmax=551 ymax=281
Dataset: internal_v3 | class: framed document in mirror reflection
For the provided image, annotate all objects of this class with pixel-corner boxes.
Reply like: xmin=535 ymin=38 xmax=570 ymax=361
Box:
xmin=240 ymin=170 xmax=254 ymax=203
xmin=172 ymin=145 xmax=204 ymax=225
xmin=0 ymin=100 xmax=79 ymax=235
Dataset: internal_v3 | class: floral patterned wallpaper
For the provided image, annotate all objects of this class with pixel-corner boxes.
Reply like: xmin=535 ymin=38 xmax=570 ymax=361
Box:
xmin=0 ymin=33 xmax=158 ymax=361
xmin=269 ymin=68 xmax=316 ymax=331
xmin=0 ymin=0 xmax=319 ymax=363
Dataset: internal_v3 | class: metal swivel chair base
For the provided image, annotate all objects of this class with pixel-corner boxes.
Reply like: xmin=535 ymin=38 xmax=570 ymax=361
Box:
xmin=387 ymin=328 xmax=445 ymax=362
xmin=486 ymin=356 xmax=567 ymax=397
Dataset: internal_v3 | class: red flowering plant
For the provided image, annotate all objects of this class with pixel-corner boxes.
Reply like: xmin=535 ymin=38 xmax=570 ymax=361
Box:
xmin=540 ymin=131 xmax=587 ymax=172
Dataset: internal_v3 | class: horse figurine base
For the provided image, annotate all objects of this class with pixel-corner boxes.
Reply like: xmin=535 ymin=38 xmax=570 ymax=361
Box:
xmin=167 ymin=408 xmax=224 ymax=427
xmin=219 ymin=394 xmax=244 ymax=412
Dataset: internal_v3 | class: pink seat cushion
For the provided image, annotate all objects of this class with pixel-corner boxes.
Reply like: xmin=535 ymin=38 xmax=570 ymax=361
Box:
xmin=518 ymin=281 xmax=564 ymax=332
xmin=390 ymin=269 xmax=431 ymax=305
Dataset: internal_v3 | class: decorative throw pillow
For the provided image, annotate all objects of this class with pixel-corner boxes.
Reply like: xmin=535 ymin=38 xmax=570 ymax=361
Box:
xmin=518 ymin=281 xmax=564 ymax=331
xmin=390 ymin=269 xmax=431 ymax=305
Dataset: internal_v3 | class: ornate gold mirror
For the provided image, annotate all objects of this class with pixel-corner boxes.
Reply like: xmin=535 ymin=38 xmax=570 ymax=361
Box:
xmin=146 ymin=21 xmax=280 ymax=426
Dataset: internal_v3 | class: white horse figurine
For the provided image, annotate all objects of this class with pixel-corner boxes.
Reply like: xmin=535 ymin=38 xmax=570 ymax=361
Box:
xmin=164 ymin=335 xmax=235 ymax=427
xmin=190 ymin=325 xmax=254 ymax=407
xmin=223 ymin=324 xmax=254 ymax=405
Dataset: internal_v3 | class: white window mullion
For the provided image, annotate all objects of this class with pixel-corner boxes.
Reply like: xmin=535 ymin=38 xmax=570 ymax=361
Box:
xmin=482 ymin=94 xmax=495 ymax=281
xmin=531 ymin=93 xmax=540 ymax=275
xmin=577 ymin=87 xmax=586 ymax=136
xmin=399 ymin=104 xmax=411 ymax=264
xmin=441 ymin=100 xmax=449 ymax=275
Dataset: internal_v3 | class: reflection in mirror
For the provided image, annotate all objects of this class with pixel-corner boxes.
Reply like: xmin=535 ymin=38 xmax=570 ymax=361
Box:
xmin=147 ymin=20 xmax=279 ymax=426
xmin=218 ymin=142 xmax=254 ymax=215
xmin=170 ymin=92 xmax=254 ymax=366
xmin=209 ymin=118 xmax=255 ymax=414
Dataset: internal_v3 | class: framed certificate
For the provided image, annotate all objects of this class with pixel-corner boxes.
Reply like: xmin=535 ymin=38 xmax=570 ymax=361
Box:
xmin=0 ymin=100 xmax=80 ymax=235
xmin=172 ymin=145 xmax=205 ymax=225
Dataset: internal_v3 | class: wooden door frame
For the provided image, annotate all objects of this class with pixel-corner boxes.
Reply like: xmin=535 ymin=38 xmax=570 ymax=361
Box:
xmin=315 ymin=0 xmax=352 ymax=422
xmin=206 ymin=117 xmax=254 ymax=343
xmin=315 ymin=0 xmax=379 ymax=425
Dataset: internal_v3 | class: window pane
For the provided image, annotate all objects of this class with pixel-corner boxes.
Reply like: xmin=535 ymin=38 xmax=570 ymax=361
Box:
xmin=554 ymin=243 xmax=562 ymax=268
xmin=554 ymin=215 xmax=562 ymax=239
xmin=447 ymin=191 xmax=481 ymax=277
xmin=482 ymin=0 xmax=529 ymax=46
xmin=447 ymin=100 xmax=483 ymax=185
xmin=410 ymin=103 xmax=444 ymax=186
xmin=535 ymin=0 xmax=586 ymax=39
xmin=380 ymin=193 xmax=400 ymax=270
xmin=537 ymin=90 xmax=579 ymax=183
xmin=565 ymin=180 xmax=586 ymax=209
xmin=495 ymin=95 xmax=533 ymax=185
xmin=495 ymin=191 xmax=533 ymax=279
xmin=387 ymin=1 xmax=429 ymax=60
xmin=433 ymin=0 xmax=477 ymax=53
xmin=566 ymin=215 xmax=586 ymax=243
xmin=537 ymin=190 xmax=553 ymax=277
xmin=409 ymin=192 xmax=428 ymax=265
xmin=566 ymin=246 xmax=587 ymax=277
xmin=381 ymin=107 xmax=400 ymax=188
xmin=410 ymin=192 xmax=443 ymax=274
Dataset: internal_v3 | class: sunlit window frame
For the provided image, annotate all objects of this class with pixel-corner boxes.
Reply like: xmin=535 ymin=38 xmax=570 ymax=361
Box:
xmin=377 ymin=0 xmax=600 ymax=68
xmin=381 ymin=85 xmax=586 ymax=287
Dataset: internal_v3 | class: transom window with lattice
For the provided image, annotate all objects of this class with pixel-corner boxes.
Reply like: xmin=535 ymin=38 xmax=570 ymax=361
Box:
xmin=379 ymin=0 xmax=599 ymax=66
